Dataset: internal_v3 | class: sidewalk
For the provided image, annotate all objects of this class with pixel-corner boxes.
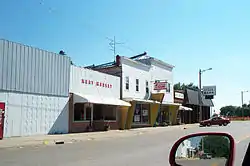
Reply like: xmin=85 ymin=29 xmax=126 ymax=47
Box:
xmin=0 ymin=124 xmax=197 ymax=149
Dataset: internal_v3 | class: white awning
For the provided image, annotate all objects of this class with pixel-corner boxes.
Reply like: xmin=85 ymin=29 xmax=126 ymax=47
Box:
xmin=161 ymin=102 xmax=181 ymax=106
xmin=73 ymin=93 xmax=131 ymax=107
xmin=123 ymin=98 xmax=161 ymax=104
xmin=179 ymin=105 xmax=193 ymax=111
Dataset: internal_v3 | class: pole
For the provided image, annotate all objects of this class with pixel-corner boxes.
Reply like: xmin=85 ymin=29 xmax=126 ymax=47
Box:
xmin=199 ymin=69 xmax=202 ymax=122
xmin=241 ymin=91 xmax=244 ymax=117
xmin=202 ymin=137 xmax=204 ymax=152
xmin=113 ymin=36 xmax=116 ymax=60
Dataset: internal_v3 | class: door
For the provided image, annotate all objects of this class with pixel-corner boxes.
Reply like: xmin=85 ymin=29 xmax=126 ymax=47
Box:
xmin=0 ymin=102 xmax=5 ymax=140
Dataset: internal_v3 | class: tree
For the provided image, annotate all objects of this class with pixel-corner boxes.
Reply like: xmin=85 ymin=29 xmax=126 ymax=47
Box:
xmin=199 ymin=135 xmax=230 ymax=158
xmin=220 ymin=105 xmax=250 ymax=117
xmin=174 ymin=82 xmax=198 ymax=90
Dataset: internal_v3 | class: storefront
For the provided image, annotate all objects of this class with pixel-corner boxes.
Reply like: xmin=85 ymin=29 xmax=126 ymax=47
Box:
xmin=174 ymin=90 xmax=193 ymax=124
xmin=123 ymin=98 xmax=160 ymax=129
xmin=69 ymin=65 xmax=131 ymax=133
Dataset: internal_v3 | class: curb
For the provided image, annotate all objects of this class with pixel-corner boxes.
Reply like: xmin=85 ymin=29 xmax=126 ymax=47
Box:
xmin=0 ymin=124 xmax=199 ymax=149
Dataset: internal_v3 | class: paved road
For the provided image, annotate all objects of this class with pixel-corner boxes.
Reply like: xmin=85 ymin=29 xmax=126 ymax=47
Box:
xmin=0 ymin=121 xmax=249 ymax=166
xmin=176 ymin=158 xmax=227 ymax=166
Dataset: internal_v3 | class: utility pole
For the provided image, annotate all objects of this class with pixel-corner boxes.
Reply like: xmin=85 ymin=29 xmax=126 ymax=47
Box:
xmin=241 ymin=90 xmax=249 ymax=117
xmin=198 ymin=68 xmax=212 ymax=122
xmin=108 ymin=36 xmax=124 ymax=61
xmin=198 ymin=69 xmax=202 ymax=122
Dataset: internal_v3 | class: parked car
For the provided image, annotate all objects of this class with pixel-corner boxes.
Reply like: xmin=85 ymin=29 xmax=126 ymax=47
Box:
xmin=199 ymin=153 xmax=212 ymax=159
xmin=200 ymin=116 xmax=230 ymax=127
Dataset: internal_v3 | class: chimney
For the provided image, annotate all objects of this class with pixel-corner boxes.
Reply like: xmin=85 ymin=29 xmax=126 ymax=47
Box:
xmin=116 ymin=55 xmax=121 ymax=66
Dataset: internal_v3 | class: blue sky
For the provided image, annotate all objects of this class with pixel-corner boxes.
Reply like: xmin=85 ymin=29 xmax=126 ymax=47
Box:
xmin=1 ymin=0 xmax=250 ymax=112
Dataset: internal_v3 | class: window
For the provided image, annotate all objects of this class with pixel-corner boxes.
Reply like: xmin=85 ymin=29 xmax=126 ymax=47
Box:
xmin=93 ymin=104 xmax=116 ymax=121
xmin=166 ymin=82 xmax=171 ymax=93
xmin=74 ymin=103 xmax=91 ymax=121
xmin=146 ymin=81 xmax=149 ymax=93
xmin=125 ymin=76 xmax=129 ymax=90
xmin=133 ymin=104 xmax=149 ymax=124
xmin=136 ymin=79 xmax=139 ymax=92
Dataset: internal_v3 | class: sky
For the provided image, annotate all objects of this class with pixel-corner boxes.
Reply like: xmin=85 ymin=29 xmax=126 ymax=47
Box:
xmin=1 ymin=0 xmax=250 ymax=112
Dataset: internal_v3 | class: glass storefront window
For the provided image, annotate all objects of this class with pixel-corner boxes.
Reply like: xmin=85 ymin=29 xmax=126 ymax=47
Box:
xmin=133 ymin=104 xmax=149 ymax=124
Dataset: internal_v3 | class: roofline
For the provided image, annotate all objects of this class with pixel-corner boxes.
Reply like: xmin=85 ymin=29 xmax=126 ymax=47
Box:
xmin=150 ymin=57 xmax=175 ymax=69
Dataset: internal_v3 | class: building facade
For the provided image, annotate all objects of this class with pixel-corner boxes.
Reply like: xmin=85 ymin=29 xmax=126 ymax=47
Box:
xmin=0 ymin=39 xmax=71 ymax=138
xmin=68 ymin=65 xmax=130 ymax=132
xmin=86 ymin=52 xmax=180 ymax=128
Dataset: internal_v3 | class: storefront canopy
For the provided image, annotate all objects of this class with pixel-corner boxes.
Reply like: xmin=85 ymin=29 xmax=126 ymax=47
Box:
xmin=179 ymin=105 xmax=193 ymax=111
xmin=186 ymin=89 xmax=214 ymax=107
xmin=73 ymin=93 xmax=131 ymax=107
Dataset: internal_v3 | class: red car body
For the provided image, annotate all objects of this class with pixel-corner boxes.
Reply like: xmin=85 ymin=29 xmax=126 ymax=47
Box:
xmin=200 ymin=116 xmax=231 ymax=127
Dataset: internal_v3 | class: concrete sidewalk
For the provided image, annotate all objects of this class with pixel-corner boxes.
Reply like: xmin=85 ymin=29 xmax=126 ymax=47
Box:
xmin=0 ymin=124 xmax=197 ymax=149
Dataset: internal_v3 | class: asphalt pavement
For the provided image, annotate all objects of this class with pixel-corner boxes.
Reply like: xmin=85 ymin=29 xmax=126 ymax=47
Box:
xmin=176 ymin=158 xmax=227 ymax=166
xmin=0 ymin=121 xmax=249 ymax=166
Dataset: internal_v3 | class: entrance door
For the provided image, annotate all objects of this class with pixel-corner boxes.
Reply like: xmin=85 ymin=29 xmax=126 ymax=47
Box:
xmin=0 ymin=103 xmax=5 ymax=140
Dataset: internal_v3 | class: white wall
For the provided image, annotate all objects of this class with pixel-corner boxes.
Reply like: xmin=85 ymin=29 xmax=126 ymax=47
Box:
xmin=120 ymin=57 xmax=174 ymax=102
xmin=176 ymin=140 xmax=191 ymax=158
xmin=0 ymin=92 xmax=69 ymax=137
xmin=150 ymin=62 xmax=174 ymax=103
xmin=70 ymin=65 xmax=120 ymax=99
xmin=121 ymin=58 xmax=151 ymax=100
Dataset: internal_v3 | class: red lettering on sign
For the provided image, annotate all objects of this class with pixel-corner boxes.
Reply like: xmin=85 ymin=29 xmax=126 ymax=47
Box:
xmin=110 ymin=84 xmax=112 ymax=88
xmin=107 ymin=84 xmax=110 ymax=88
xmin=88 ymin=80 xmax=91 ymax=84
xmin=96 ymin=82 xmax=99 ymax=86
xmin=81 ymin=79 xmax=84 ymax=83
xmin=102 ymin=83 xmax=105 ymax=87
xmin=100 ymin=82 xmax=102 ymax=86
xmin=91 ymin=81 xmax=94 ymax=85
xmin=85 ymin=80 xmax=88 ymax=84
xmin=105 ymin=84 xmax=107 ymax=88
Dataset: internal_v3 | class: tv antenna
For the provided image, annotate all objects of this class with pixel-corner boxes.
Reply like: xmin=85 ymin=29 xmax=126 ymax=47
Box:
xmin=107 ymin=36 xmax=124 ymax=61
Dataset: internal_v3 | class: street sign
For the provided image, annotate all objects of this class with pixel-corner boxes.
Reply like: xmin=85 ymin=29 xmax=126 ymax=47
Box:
xmin=203 ymin=86 xmax=216 ymax=96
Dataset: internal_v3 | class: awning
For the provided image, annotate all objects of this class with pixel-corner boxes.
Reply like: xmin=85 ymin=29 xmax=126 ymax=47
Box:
xmin=161 ymin=102 xmax=181 ymax=106
xmin=179 ymin=105 xmax=193 ymax=111
xmin=73 ymin=93 xmax=131 ymax=107
xmin=123 ymin=98 xmax=161 ymax=104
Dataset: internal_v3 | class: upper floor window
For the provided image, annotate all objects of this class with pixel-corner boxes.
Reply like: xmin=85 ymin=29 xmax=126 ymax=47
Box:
xmin=146 ymin=81 xmax=149 ymax=93
xmin=136 ymin=79 xmax=139 ymax=92
xmin=125 ymin=76 xmax=129 ymax=90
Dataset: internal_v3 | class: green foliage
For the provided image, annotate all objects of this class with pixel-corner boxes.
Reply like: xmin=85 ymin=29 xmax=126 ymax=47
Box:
xmin=220 ymin=105 xmax=250 ymax=117
xmin=174 ymin=82 xmax=198 ymax=90
xmin=199 ymin=136 xmax=230 ymax=158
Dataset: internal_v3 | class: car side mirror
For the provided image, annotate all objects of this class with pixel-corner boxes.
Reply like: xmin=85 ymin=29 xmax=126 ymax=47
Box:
xmin=169 ymin=132 xmax=235 ymax=166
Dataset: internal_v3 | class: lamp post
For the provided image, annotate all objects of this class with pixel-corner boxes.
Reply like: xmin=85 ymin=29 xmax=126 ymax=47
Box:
xmin=198 ymin=68 xmax=212 ymax=122
xmin=241 ymin=90 xmax=249 ymax=117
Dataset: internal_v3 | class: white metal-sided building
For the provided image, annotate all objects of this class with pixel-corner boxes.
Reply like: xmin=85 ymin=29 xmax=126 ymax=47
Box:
xmin=0 ymin=39 xmax=71 ymax=138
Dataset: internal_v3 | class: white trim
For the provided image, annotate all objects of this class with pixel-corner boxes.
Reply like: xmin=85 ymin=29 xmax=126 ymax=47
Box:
xmin=161 ymin=102 xmax=181 ymax=106
xmin=123 ymin=98 xmax=161 ymax=104
xmin=179 ymin=105 xmax=193 ymax=111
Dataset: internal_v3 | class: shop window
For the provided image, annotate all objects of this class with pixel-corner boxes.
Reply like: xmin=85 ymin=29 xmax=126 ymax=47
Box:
xmin=166 ymin=83 xmax=171 ymax=93
xmin=125 ymin=76 xmax=129 ymax=90
xmin=74 ymin=103 xmax=91 ymax=121
xmin=136 ymin=79 xmax=139 ymax=92
xmin=146 ymin=80 xmax=149 ymax=93
xmin=93 ymin=104 xmax=116 ymax=121
xmin=133 ymin=104 xmax=149 ymax=124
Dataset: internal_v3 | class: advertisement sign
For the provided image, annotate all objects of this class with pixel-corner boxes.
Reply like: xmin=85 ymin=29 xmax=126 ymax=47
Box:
xmin=203 ymin=86 xmax=216 ymax=96
xmin=154 ymin=81 xmax=167 ymax=90
xmin=175 ymin=92 xmax=184 ymax=99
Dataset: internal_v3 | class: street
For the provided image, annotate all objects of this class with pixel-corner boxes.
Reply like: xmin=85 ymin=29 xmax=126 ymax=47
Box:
xmin=0 ymin=121 xmax=249 ymax=166
xmin=176 ymin=158 xmax=227 ymax=166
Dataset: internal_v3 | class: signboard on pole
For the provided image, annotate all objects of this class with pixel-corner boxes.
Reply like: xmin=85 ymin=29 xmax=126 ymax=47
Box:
xmin=203 ymin=86 xmax=216 ymax=96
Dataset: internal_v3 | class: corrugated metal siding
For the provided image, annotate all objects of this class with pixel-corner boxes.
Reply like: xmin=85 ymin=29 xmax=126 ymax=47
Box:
xmin=0 ymin=39 xmax=70 ymax=97
xmin=0 ymin=92 xmax=69 ymax=137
